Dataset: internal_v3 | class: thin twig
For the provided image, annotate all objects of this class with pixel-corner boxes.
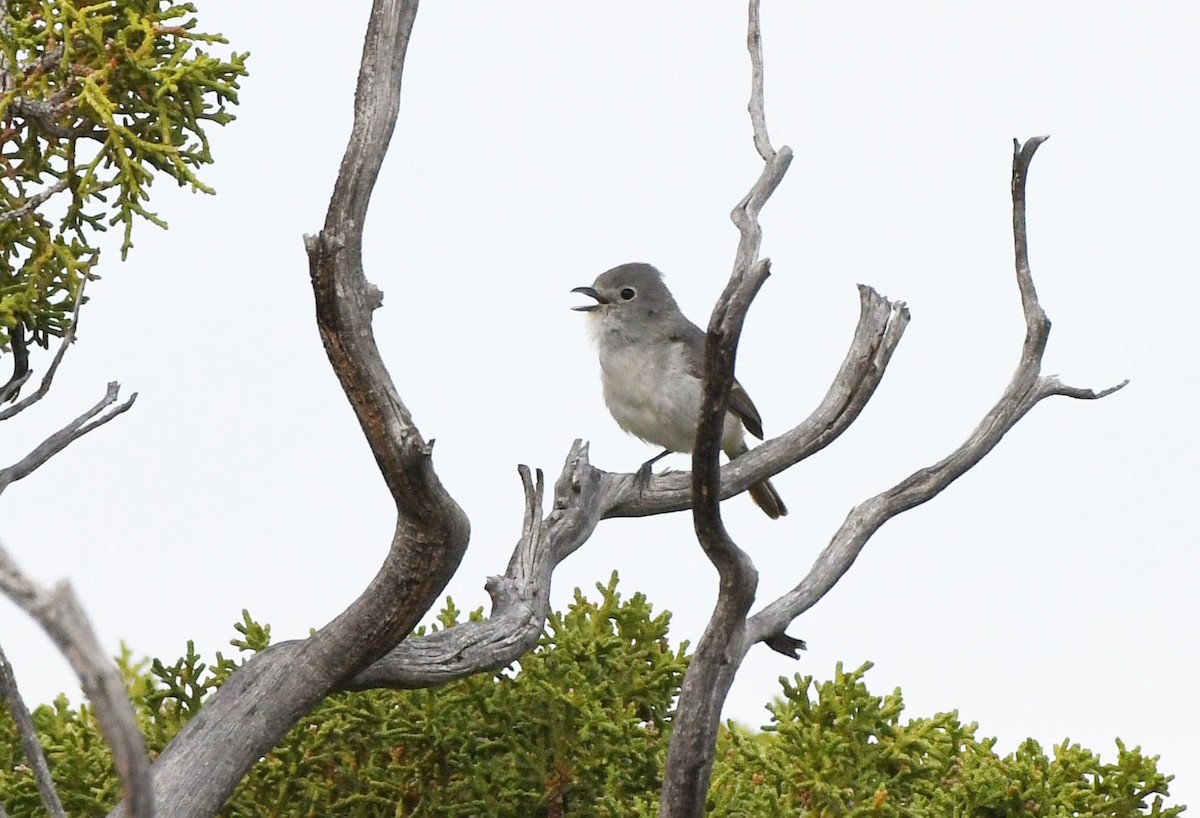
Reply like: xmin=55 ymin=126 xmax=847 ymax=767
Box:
xmin=0 ymin=275 xmax=90 ymax=421
xmin=0 ymin=381 xmax=136 ymax=495
xmin=0 ymin=543 xmax=153 ymax=817
xmin=0 ymin=176 xmax=69 ymax=224
xmin=1038 ymin=376 xmax=1129 ymax=400
xmin=0 ymin=643 xmax=67 ymax=818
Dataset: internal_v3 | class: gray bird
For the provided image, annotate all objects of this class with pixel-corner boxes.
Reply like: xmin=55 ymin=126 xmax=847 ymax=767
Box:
xmin=572 ymin=262 xmax=787 ymax=518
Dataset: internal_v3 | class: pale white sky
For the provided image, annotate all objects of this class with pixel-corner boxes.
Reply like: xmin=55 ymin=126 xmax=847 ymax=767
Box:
xmin=1 ymin=1 xmax=1195 ymax=809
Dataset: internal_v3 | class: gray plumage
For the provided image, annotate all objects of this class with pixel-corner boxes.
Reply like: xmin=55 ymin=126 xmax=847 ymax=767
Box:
xmin=572 ymin=262 xmax=787 ymax=519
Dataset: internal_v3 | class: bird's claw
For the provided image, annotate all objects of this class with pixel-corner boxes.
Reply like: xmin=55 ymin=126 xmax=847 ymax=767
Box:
xmin=633 ymin=462 xmax=654 ymax=493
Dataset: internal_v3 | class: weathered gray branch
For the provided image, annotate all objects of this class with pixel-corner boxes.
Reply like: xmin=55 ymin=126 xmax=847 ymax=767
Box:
xmin=660 ymin=260 xmax=773 ymax=816
xmin=338 ymin=284 xmax=906 ymax=692
xmin=113 ymin=2 xmax=470 ymax=815
xmin=659 ymin=2 xmax=789 ymax=811
xmin=744 ymin=136 xmax=1127 ymax=651
xmin=0 ymin=642 xmax=66 ymax=818
xmin=0 ymin=543 xmax=152 ymax=818
xmin=0 ymin=381 xmax=136 ymax=496
xmin=99 ymin=6 xmax=1117 ymax=818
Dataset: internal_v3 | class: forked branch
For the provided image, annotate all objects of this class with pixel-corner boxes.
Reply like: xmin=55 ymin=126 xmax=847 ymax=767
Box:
xmin=95 ymin=6 xmax=1121 ymax=818
xmin=0 ymin=381 xmax=136 ymax=497
xmin=745 ymin=136 xmax=1127 ymax=651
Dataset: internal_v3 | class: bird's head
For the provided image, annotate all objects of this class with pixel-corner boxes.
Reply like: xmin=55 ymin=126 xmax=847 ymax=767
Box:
xmin=571 ymin=263 xmax=680 ymax=335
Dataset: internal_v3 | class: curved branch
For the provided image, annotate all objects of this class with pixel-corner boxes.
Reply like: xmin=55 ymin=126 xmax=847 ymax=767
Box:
xmin=121 ymin=4 xmax=473 ymax=815
xmin=0 ymin=544 xmax=152 ymax=818
xmin=602 ymin=284 xmax=909 ymax=517
xmin=658 ymin=1 xmax=790 ymax=810
xmin=336 ymin=282 xmax=907 ymax=692
xmin=746 ymin=136 xmax=1127 ymax=651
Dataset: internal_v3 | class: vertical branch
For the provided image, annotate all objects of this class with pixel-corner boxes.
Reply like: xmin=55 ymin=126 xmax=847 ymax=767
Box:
xmin=0 ymin=644 xmax=66 ymax=818
xmin=660 ymin=1 xmax=792 ymax=815
xmin=747 ymin=0 xmax=774 ymax=162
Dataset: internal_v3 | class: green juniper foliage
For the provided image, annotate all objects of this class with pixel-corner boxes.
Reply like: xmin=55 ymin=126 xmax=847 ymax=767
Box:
xmin=0 ymin=0 xmax=246 ymax=359
xmin=710 ymin=662 xmax=1182 ymax=818
xmin=0 ymin=577 xmax=1182 ymax=817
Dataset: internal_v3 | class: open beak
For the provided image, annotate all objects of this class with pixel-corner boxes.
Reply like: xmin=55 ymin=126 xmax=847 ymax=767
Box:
xmin=571 ymin=286 xmax=605 ymax=312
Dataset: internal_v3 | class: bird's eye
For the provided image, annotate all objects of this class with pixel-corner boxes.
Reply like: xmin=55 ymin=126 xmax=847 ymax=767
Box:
xmin=620 ymin=287 xmax=637 ymax=301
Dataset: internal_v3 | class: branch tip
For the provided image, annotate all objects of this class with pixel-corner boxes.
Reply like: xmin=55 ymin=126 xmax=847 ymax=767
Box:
xmin=764 ymin=632 xmax=808 ymax=659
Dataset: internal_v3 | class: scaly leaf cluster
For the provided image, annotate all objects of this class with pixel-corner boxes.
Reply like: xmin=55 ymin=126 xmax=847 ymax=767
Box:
xmin=708 ymin=660 xmax=1183 ymax=818
xmin=0 ymin=582 xmax=1182 ymax=818
xmin=0 ymin=0 xmax=246 ymax=356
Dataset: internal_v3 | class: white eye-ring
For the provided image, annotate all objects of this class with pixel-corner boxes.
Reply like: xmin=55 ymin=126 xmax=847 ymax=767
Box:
xmin=619 ymin=287 xmax=637 ymax=301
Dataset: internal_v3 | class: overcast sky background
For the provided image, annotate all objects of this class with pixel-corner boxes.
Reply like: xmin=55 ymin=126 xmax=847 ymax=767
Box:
xmin=0 ymin=1 xmax=1195 ymax=808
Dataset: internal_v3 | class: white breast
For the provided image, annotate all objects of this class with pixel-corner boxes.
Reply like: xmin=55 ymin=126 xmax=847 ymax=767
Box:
xmin=592 ymin=324 xmax=744 ymax=454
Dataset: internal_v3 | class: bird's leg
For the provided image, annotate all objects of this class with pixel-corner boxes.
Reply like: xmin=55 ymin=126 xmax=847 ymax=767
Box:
xmin=634 ymin=449 xmax=672 ymax=493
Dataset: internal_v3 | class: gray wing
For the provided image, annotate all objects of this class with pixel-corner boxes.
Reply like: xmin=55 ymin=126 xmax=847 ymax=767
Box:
xmin=673 ymin=320 xmax=766 ymax=440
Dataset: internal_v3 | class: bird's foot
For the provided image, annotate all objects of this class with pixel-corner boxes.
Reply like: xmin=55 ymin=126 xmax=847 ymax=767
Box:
xmin=633 ymin=461 xmax=654 ymax=494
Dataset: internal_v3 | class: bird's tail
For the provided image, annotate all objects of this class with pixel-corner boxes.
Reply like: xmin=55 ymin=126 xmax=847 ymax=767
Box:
xmin=750 ymin=478 xmax=787 ymax=519
xmin=725 ymin=438 xmax=788 ymax=519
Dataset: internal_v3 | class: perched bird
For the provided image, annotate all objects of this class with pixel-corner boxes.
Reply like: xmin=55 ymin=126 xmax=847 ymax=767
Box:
xmin=572 ymin=262 xmax=787 ymax=518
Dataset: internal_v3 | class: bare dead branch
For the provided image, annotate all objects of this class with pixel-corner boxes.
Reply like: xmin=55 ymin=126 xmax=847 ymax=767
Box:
xmin=1038 ymin=376 xmax=1129 ymax=401
xmin=0 ymin=275 xmax=89 ymax=418
xmin=0 ymin=543 xmax=152 ymax=818
xmin=745 ymin=136 xmax=1126 ymax=651
xmin=112 ymin=6 xmax=1122 ymax=818
xmin=118 ymin=3 xmax=472 ymax=816
xmin=692 ymin=259 xmax=772 ymax=576
xmin=659 ymin=260 xmax=773 ymax=817
xmin=0 ymin=642 xmax=67 ymax=818
xmin=342 ymin=444 xmax=602 ymax=691
xmin=0 ymin=176 xmax=70 ymax=225
xmin=123 ymin=5 xmax=896 ymax=812
xmin=340 ymin=280 xmax=908 ymax=691
xmin=660 ymin=1 xmax=791 ymax=811
xmin=0 ymin=381 xmax=136 ymax=496
xmin=603 ymin=285 xmax=909 ymax=517
xmin=747 ymin=0 xmax=774 ymax=162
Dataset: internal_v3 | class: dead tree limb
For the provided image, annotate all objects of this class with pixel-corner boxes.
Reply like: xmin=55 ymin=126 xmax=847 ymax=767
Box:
xmin=745 ymin=137 xmax=1127 ymax=652
xmin=97 ymin=5 xmax=1118 ymax=818
xmin=111 ymin=2 xmax=469 ymax=815
xmin=660 ymin=1 xmax=791 ymax=811
xmin=0 ymin=381 xmax=136 ymax=497
xmin=0 ymin=642 xmax=67 ymax=818
xmin=338 ymin=283 xmax=908 ymax=692
xmin=0 ymin=544 xmax=152 ymax=818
